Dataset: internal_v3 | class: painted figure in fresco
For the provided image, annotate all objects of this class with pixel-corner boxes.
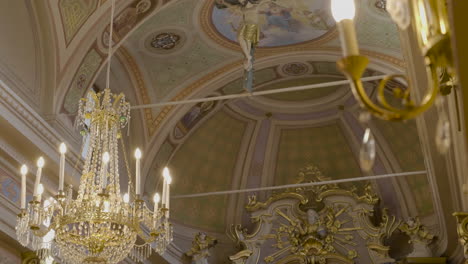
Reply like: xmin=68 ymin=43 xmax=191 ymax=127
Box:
xmin=214 ymin=0 xmax=335 ymax=48
xmin=260 ymin=2 xmax=299 ymax=32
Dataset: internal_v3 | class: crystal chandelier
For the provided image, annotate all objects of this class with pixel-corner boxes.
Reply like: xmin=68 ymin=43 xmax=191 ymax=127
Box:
xmin=16 ymin=90 xmax=173 ymax=264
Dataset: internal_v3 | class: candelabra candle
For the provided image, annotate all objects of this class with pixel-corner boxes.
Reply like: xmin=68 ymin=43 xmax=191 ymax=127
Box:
xmin=37 ymin=184 xmax=44 ymax=203
xmin=153 ymin=193 xmax=160 ymax=228
xmin=59 ymin=143 xmax=67 ymax=191
xmin=135 ymin=149 xmax=142 ymax=195
xmin=331 ymin=0 xmax=359 ymax=56
xmin=20 ymin=165 xmax=28 ymax=209
xmin=162 ymin=168 xmax=169 ymax=208
xmin=162 ymin=167 xmax=172 ymax=218
xmin=166 ymin=176 xmax=171 ymax=218
xmin=33 ymin=157 xmax=44 ymax=197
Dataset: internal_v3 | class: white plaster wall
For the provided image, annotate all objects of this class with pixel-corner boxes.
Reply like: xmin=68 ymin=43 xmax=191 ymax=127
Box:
xmin=0 ymin=239 xmax=21 ymax=264
xmin=0 ymin=0 xmax=37 ymax=93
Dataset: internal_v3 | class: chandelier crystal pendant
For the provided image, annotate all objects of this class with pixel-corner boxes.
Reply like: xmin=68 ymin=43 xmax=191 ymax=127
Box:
xmin=16 ymin=88 xmax=173 ymax=264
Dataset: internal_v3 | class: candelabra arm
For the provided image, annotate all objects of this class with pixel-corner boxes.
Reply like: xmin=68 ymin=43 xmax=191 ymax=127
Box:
xmin=337 ymin=55 xmax=442 ymax=121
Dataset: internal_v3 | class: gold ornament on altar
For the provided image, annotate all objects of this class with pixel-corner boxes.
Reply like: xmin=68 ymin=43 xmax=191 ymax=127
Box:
xmin=16 ymin=89 xmax=173 ymax=264
xmin=228 ymin=165 xmax=439 ymax=264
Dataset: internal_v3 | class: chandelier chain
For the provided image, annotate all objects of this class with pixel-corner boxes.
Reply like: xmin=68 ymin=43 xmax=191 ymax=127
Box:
xmin=105 ymin=0 xmax=115 ymax=90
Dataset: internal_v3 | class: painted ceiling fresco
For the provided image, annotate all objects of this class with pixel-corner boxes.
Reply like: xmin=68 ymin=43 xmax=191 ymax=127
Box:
xmin=59 ymin=0 xmax=98 ymax=44
xmin=141 ymin=60 xmax=434 ymax=237
xmin=212 ymin=0 xmax=335 ymax=47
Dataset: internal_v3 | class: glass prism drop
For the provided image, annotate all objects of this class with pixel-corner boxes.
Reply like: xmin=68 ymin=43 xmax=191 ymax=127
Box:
xmin=436 ymin=112 xmax=451 ymax=154
xmin=360 ymin=128 xmax=376 ymax=172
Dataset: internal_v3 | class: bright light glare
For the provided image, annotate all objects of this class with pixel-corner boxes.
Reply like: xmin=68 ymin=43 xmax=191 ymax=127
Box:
xmin=45 ymin=256 xmax=54 ymax=264
xmin=163 ymin=167 xmax=170 ymax=179
xmin=43 ymin=230 xmax=55 ymax=243
xmin=123 ymin=193 xmax=130 ymax=203
xmin=59 ymin=143 xmax=67 ymax=154
xmin=20 ymin=165 xmax=28 ymax=175
xmin=37 ymin=184 xmax=44 ymax=195
xmin=37 ymin=157 xmax=45 ymax=168
xmin=103 ymin=200 xmax=111 ymax=213
xmin=134 ymin=148 xmax=142 ymax=159
xmin=102 ymin=152 xmax=110 ymax=163
xmin=331 ymin=0 xmax=356 ymax=22
xmin=153 ymin=193 xmax=160 ymax=204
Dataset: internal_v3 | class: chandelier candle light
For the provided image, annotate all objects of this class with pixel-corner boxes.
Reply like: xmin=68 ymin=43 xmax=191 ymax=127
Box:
xmin=331 ymin=0 xmax=455 ymax=171
xmin=16 ymin=89 xmax=173 ymax=264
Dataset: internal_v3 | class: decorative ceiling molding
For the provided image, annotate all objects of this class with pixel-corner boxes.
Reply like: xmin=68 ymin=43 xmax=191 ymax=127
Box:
xmin=0 ymin=79 xmax=83 ymax=189
xmin=58 ymin=0 xmax=99 ymax=45
xmin=57 ymin=0 xmax=172 ymax=117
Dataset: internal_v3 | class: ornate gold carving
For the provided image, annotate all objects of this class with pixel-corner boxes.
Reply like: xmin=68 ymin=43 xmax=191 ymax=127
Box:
xmin=454 ymin=212 xmax=468 ymax=263
xmin=229 ymin=250 xmax=253 ymax=264
xmin=21 ymin=251 xmax=40 ymax=264
xmin=399 ymin=217 xmax=434 ymax=257
xmin=186 ymin=232 xmax=218 ymax=263
xmin=230 ymin=164 xmax=405 ymax=264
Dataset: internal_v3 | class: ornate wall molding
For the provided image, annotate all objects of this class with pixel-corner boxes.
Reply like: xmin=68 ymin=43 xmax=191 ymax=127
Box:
xmin=0 ymin=79 xmax=83 ymax=191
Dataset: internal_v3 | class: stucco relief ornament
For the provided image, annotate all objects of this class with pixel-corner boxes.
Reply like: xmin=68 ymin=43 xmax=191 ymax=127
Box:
xmin=386 ymin=0 xmax=411 ymax=30
xmin=186 ymin=232 xmax=218 ymax=264
xmin=399 ymin=217 xmax=435 ymax=258
xmin=136 ymin=0 xmax=152 ymax=14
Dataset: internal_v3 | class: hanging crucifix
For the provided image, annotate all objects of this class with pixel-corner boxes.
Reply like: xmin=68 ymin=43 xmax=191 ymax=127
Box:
xmin=216 ymin=0 xmax=269 ymax=92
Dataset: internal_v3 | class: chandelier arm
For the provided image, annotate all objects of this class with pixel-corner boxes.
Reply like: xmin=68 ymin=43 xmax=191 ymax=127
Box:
xmin=376 ymin=68 xmax=440 ymax=118
xmin=337 ymin=55 xmax=440 ymax=121
xmin=30 ymin=225 xmax=55 ymax=238
xmin=376 ymin=74 xmax=413 ymax=113
xmin=337 ymin=56 xmax=403 ymax=120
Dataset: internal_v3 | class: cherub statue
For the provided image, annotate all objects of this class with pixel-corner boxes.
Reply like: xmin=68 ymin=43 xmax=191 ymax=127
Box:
xmin=186 ymin=232 xmax=218 ymax=264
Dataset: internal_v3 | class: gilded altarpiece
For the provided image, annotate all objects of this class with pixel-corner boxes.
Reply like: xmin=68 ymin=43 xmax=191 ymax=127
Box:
xmin=228 ymin=166 xmax=441 ymax=264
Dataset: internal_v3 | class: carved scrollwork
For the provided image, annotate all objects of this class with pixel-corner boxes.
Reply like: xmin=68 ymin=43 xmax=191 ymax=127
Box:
xmin=230 ymin=164 xmax=435 ymax=264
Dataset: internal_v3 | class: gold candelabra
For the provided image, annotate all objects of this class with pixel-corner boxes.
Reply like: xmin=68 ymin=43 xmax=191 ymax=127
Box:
xmin=331 ymin=0 xmax=456 ymax=171
xmin=16 ymin=89 xmax=173 ymax=264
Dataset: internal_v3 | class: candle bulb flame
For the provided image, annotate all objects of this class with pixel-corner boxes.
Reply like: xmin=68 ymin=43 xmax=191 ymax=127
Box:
xmin=153 ymin=193 xmax=160 ymax=204
xmin=163 ymin=167 xmax=170 ymax=179
xmin=38 ymin=184 xmax=44 ymax=195
xmin=123 ymin=193 xmax=129 ymax=203
xmin=20 ymin=165 xmax=28 ymax=175
xmin=134 ymin=148 xmax=142 ymax=159
xmin=331 ymin=0 xmax=356 ymax=22
xmin=103 ymin=152 xmax=110 ymax=163
xmin=59 ymin=143 xmax=67 ymax=154
xmin=37 ymin=157 xmax=45 ymax=168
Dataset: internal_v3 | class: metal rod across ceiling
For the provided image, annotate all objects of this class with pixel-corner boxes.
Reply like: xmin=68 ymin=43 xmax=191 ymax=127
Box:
xmin=172 ymin=170 xmax=426 ymax=199
xmin=130 ymin=74 xmax=388 ymax=110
